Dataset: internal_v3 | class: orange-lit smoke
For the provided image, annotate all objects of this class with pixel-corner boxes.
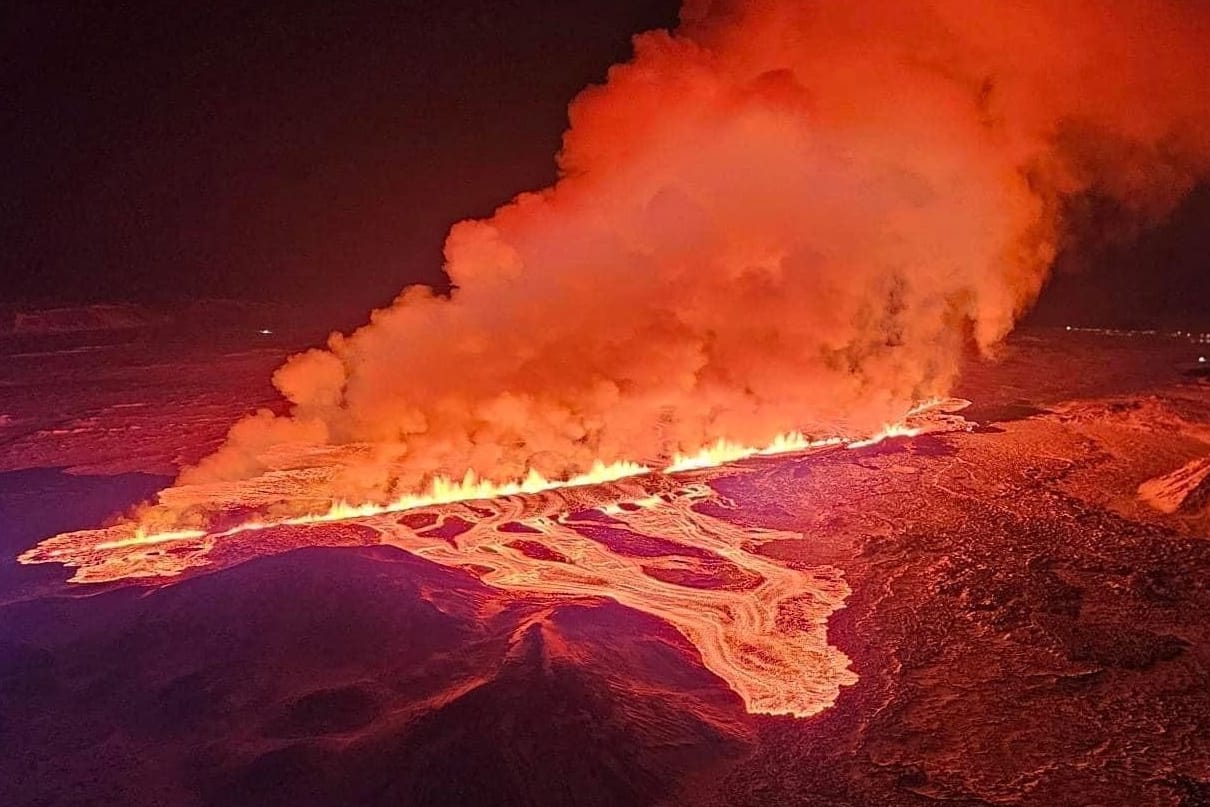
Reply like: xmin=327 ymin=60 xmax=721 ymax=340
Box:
xmin=147 ymin=1 xmax=1210 ymax=528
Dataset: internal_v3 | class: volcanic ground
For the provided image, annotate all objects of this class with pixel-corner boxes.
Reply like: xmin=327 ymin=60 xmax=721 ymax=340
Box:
xmin=2 ymin=313 xmax=1210 ymax=807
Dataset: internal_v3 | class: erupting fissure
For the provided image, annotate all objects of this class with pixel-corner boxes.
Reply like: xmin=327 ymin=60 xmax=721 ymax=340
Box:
xmin=20 ymin=406 xmax=960 ymax=717
xmin=43 ymin=413 xmax=931 ymax=557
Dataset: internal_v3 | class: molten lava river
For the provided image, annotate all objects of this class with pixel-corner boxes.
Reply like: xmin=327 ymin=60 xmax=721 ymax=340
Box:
xmin=22 ymin=403 xmax=969 ymax=718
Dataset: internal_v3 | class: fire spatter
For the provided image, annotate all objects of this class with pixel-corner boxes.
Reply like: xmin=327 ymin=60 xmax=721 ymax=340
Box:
xmin=19 ymin=400 xmax=969 ymax=716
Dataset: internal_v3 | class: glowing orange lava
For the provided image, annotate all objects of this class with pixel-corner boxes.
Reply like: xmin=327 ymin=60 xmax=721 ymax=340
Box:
xmin=20 ymin=400 xmax=967 ymax=717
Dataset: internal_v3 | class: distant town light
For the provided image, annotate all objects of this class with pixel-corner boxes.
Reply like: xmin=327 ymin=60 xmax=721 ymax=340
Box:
xmin=1200 ymin=356 xmax=1207 ymax=364
xmin=258 ymin=328 xmax=273 ymax=335
xmin=1065 ymin=325 xmax=1072 ymax=331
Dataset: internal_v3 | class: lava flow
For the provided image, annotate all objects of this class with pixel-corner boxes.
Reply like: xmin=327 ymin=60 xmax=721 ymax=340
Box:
xmin=377 ymin=482 xmax=858 ymax=718
xmin=21 ymin=401 xmax=966 ymax=717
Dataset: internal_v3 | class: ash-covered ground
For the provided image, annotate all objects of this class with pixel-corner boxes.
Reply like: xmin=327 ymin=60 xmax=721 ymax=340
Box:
xmin=2 ymin=311 xmax=1209 ymax=807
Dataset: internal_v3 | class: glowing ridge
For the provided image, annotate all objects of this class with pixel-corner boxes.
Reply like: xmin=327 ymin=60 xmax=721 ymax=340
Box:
xmin=75 ymin=409 xmax=943 ymax=552
xmin=665 ymin=432 xmax=844 ymax=472
xmin=846 ymin=422 xmax=922 ymax=449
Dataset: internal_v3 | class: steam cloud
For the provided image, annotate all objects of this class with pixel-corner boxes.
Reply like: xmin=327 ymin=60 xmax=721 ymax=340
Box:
xmin=165 ymin=0 xmax=1210 ymax=524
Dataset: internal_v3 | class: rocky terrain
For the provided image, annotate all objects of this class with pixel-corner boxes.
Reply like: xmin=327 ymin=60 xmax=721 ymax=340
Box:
xmin=2 ymin=322 xmax=1208 ymax=806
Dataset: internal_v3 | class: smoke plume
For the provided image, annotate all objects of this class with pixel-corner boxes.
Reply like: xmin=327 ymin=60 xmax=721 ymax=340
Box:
xmin=160 ymin=0 xmax=1210 ymax=525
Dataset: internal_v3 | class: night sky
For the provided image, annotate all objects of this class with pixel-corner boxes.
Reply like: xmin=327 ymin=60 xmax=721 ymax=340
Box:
xmin=4 ymin=0 xmax=1207 ymax=326
xmin=4 ymin=0 xmax=679 ymax=316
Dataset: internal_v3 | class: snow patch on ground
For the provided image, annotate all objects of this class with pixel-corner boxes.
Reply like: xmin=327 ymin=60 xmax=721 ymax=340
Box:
xmin=1138 ymin=457 xmax=1210 ymax=515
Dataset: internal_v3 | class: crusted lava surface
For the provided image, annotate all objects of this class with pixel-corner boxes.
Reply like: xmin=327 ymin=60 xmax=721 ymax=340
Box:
xmin=2 ymin=321 xmax=1209 ymax=806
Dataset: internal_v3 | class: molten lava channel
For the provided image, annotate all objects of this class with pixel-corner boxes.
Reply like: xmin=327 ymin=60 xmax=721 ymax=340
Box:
xmin=20 ymin=401 xmax=966 ymax=717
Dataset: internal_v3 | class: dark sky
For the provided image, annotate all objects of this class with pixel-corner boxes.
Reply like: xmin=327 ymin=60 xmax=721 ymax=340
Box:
xmin=4 ymin=0 xmax=679 ymax=315
xmin=1028 ymin=184 xmax=1210 ymax=329
xmin=4 ymin=0 xmax=1207 ymax=326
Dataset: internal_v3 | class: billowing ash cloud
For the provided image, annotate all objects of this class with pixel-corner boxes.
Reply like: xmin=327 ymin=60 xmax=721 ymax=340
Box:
xmin=172 ymin=0 xmax=1209 ymax=517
